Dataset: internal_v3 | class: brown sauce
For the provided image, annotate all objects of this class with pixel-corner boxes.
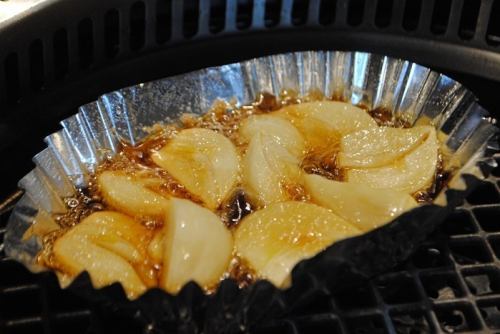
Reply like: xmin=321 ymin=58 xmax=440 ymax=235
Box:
xmin=367 ymin=107 xmax=411 ymax=128
xmin=301 ymin=143 xmax=345 ymax=182
xmin=218 ymin=189 xmax=254 ymax=228
xmin=413 ymin=153 xmax=453 ymax=203
xmin=283 ymin=183 xmax=309 ymax=202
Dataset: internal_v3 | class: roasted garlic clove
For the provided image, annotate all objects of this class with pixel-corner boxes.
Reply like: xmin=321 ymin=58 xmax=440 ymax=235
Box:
xmin=338 ymin=126 xmax=431 ymax=168
xmin=160 ymin=198 xmax=233 ymax=294
xmin=98 ymin=171 xmax=170 ymax=218
xmin=235 ymin=201 xmax=360 ymax=287
xmin=239 ymin=115 xmax=306 ymax=157
xmin=275 ymin=101 xmax=377 ymax=148
xmin=152 ymin=128 xmax=239 ymax=209
xmin=240 ymin=115 xmax=306 ymax=207
xmin=304 ymin=174 xmax=418 ymax=231
xmin=53 ymin=211 xmax=155 ymax=299
xmin=347 ymin=126 xmax=439 ymax=194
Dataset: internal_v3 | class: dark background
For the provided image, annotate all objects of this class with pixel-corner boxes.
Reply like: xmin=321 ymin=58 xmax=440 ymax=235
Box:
xmin=1 ymin=0 xmax=500 ymax=333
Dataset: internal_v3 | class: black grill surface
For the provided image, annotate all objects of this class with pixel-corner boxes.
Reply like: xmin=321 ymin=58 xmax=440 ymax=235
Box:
xmin=2 ymin=0 xmax=500 ymax=333
xmin=1 ymin=163 xmax=499 ymax=333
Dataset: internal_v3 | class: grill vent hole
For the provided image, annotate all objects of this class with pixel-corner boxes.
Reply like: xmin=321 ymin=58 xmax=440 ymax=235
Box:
xmin=402 ymin=0 xmax=423 ymax=31
xmin=449 ymin=239 xmax=493 ymax=265
xmin=467 ymin=182 xmax=500 ymax=204
xmin=477 ymin=300 xmax=500 ymax=329
xmin=431 ymin=0 xmax=452 ymax=35
xmin=53 ymin=28 xmax=69 ymax=79
xmin=420 ymin=272 xmax=464 ymax=300
xmin=237 ymin=0 xmax=253 ymax=30
xmin=292 ymin=0 xmax=309 ymax=26
xmin=473 ymin=207 xmax=500 ymax=232
xmin=210 ymin=0 xmax=226 ymax=33
xmin=77 ymin=18 xmax=94 ymax=69
xmin=375 ymin=0 xmax=393 ymax=28
xmin=435 ymin=304 xmax=482 ymax=332
xmin=390 ymin=312 xmax=430 ymax=334
xmin=458 ymin=0 xmax=480 ymax=40
xmin=29 ymin=40 xmax=44 ymax=91
xmin=183 ymin=0 xmax=199 ymax=38
xmin=487 ymin=0 xmax=500 ymax=45
xmin=463 ymin=268 xmax=500 ymax=296
xmin=441 ymin=210 xmax=477 ymax=235
xmin=156 ymin=0 xmax=172 ymax=43
xmin=4 ymin=53 xmax=20 ymax=105
xmin=319 ymin=0 xmax=336 ymax=25
xmin=104 ymin=9 xmax=120 ymax=58
xmin=347 ymin=0 xmax=365 ymax=26
xmin=265 ymin=0 xmax=281 ymax=27
xmin=130 ymin=1 xmax=146 ymax=50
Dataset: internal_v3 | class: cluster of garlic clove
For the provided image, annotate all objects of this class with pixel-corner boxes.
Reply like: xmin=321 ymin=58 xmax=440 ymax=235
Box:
xmin=235 ymin=101 xmax=438 ymax=287
xmin=52 ymin=100 xmax=440 ymax=298
xmin=54 ymin=129 xmax=239 ymax=299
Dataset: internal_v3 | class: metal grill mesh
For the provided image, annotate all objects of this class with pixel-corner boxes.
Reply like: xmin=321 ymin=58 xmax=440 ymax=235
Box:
xmin=0 ymin=158 xmax=499 ymax=333
xmin=1 ymin=0 xmax=500 ymax=332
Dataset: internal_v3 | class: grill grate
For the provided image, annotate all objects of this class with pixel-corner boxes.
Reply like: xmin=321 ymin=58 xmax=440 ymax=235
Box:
xmin=1 ymin=0 xmax=500 ymax=333
xmin=0 ymin=161 xmax=499 ymax=333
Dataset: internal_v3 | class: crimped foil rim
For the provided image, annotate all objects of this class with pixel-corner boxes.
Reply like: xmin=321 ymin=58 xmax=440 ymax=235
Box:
xmin=4 ymin=50 xmax=499 ymax=296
